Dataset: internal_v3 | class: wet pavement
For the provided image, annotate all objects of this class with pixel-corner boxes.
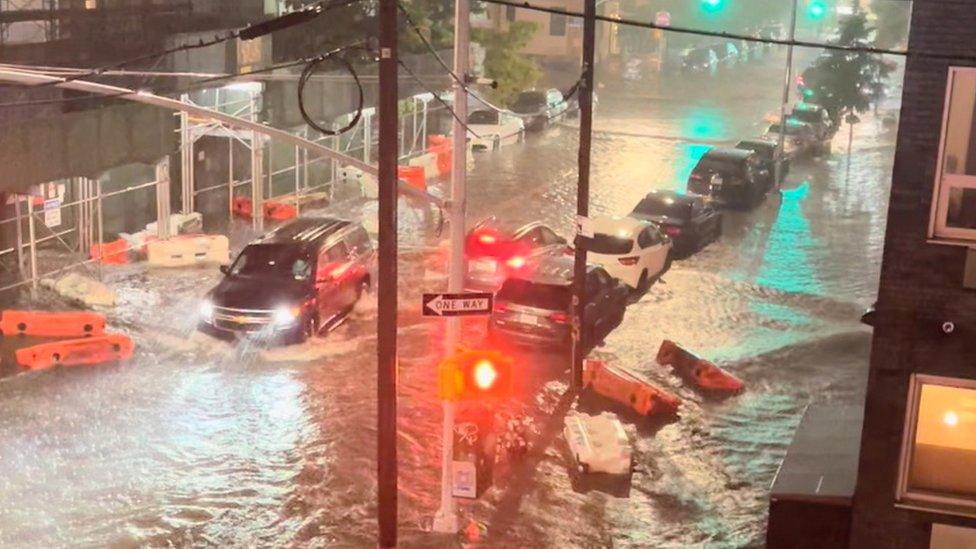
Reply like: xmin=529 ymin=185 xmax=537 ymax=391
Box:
xmin=0 ymin=46 xmax=899 ymax=548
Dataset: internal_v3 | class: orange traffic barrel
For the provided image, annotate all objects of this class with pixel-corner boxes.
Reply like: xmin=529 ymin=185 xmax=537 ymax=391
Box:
xmin=582 ymin=359 xmax=680 ymax=417
xmin=232 ymin=196 xmax=253 ymax=218
xmin=427 ymin=134 xmax=449 ymax=149
xmin=397 ymin=165 xmax=427 ymax=192
xmin=90 ymin=238 xmax=129 ymax=265
xmin=1 ymin=310 xmax=106 ymax=338
xmin=656 ymin=340 xmax=745 ymax=394
xmin=15 ymin=333 xmax=134 ymax=370
xmin=263 ymin=200 xmax=297 ymax=221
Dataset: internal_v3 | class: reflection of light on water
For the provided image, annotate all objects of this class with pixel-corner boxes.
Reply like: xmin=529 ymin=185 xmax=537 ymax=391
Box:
xmin=756 ymin=181 xmax=824 ymax=295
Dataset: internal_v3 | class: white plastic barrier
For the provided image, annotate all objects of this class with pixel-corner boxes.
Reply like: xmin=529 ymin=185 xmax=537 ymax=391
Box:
xmin=340 ymin=166 xmax=378 ymax=200
xmin=407 ymin=152 xmax=439 ymax=179
xmin=147 ymin=234 xmax=229 ymax=267
xmin=563 ymin=412 xmax=632 ymax=475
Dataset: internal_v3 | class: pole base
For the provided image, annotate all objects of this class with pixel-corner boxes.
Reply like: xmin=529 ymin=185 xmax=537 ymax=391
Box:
xmin=432 ymin=508 xmax=458 ymax=534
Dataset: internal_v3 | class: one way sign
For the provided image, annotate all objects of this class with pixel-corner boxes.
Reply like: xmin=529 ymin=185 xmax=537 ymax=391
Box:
xmin=423 ymin=292 xmax=494 ymax=317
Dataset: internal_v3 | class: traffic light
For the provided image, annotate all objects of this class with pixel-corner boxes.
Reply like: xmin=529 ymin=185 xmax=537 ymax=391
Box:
xmin=806 ymin=0 xmax=827 ymax=20
xmin=700 ymin=0 xmax=724 ymax=12
xmin=438 ymin=349 xmax=513 ymax=401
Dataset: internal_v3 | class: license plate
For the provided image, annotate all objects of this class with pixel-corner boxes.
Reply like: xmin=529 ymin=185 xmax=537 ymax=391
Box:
xmin=518 ymin=313 xmax=539 ymax=326
xmin=471 ymin=259 xmax=497 ymax=273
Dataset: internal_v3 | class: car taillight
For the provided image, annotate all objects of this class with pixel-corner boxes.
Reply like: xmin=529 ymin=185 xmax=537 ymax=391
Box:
xmin=506 ymin=256 xmax=526 ymax=269
xmin=549 ymin=311 xmax=569 ymax=323
xmin=494 ymin=302 xmax=509 ymax=313
xmin=665 ymin=226 xmax=682 ymax=237
xmin=479 ymin=233 xmax=496 ymax=245
xmin=618 ymin=256 xmax=640 ymax=266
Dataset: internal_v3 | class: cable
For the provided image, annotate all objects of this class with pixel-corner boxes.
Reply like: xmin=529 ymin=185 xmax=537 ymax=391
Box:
xmin=395 ymin=57 xmax=480 ymax=139
xmin=298 ymin=50 xmax=364 ymax=136
xmin=476 ymin=0 xmax=976 ymax=63
xmin=25 ymin=0 xmax=365 ymax=89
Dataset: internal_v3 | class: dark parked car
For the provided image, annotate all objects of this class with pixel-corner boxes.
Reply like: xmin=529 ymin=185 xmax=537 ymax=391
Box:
xmin=764 ymin=119 xmax=823 ymax=158
xmin=682 ymin=47 xmax=718 ymax=72
xmin=465 ymin=218 xmax=568 ymax=292
xmin=789 ymin=103 xmax=835 ymax=142
xmin=687 ymin=147 xmax=769 ymax=208
xmin=199 ymin=217 xmax=373 ymax=344
xmin=735 ymin=138 xmax=788 ymax=186
xmin=488 ymin=256 xmax=628 ymax=351
xmin=511 ymin=88 xmax=568 ymax=131
xmin=629 ymin=190 xmax=722 ymax=256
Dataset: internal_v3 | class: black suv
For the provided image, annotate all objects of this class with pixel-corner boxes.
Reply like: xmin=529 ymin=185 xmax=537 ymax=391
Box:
xmin=511 ymin=89 xmax=568 ymax=131
xmin=687 ymin=147 xmax=770 ymax=208
xmin=735 ymin=139 xmax=788 ymax=187
xmin=488 ymin=256 xmax=628 ymax=352
xmin=199 ymin=217 xmax=373 ymax=344
xmin=630 ymin=190 xmax=722 ymax=257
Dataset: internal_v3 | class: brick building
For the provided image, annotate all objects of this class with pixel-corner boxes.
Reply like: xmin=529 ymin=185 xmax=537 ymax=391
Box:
xmin=850 ymin=0 xmax=976 ymax=546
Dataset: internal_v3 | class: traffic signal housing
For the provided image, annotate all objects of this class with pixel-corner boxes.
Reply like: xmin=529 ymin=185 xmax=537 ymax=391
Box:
xmin=438 ymin=349 xmax=514 ymax=401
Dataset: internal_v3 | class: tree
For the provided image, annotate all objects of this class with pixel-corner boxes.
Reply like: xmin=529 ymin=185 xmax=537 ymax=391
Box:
xmin=472 ymin=22 xmax=542 ymax=105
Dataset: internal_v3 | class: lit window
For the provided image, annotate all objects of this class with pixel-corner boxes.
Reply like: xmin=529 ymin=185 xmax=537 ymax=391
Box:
xmin=931 ymin=67 xmax=976 ymax=242
xmin=898 ymin=374 xmax=976 ymax=512
xmin=85 ymin=0 xmax=97 ymax=8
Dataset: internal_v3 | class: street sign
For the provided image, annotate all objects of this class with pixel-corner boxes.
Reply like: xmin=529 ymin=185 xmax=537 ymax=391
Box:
xmin=575 ymin=215 xmax=595 ymax=239
xmin=655 ymin=11 xmax=671 ymax=27
xmin=423 ymin=292 xmax=493 ymax=317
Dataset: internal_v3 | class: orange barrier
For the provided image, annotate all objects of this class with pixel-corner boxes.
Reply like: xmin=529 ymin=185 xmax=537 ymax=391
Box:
xmin=90 ymin=238 xmax=129 ymax=265
xmin=427 ymin=135 xmax=453 ymax=176
xmin=15 ymin=333 xmax=134 ymax=370
xmin=582 ymin=359 xmax=681 ymax=417
xmin=263 ymin=200 xmax=297 ymax=221
xmin=232 ymin=196 xmax=253 ymax=218
xmin=656 ymin=340 xmax=745 ymax=394
xmin=397 ymin=165 xmax=427 ymax=192
xmin=1 ymin=310 xmax=106 ymax=337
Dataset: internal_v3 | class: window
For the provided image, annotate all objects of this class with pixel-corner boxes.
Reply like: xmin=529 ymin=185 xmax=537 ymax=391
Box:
xmin=931 ymin=67 xmax=976 ymax=242
xmin=550 ymin=13 xmax=566 ymax=36
xmin=539 ymin=226 xmax=563 ymax=245
xmin=897 ymin=374 xmax=976 ymax=513
xmin=506 ymin=5 xmax=516 ymax=22
xmin=638 ymin=227 xmax=661 ymax=248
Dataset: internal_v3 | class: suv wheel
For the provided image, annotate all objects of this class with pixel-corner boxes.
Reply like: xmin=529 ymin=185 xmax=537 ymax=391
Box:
xmin=636 ymin=270 xmax=650 ymax=293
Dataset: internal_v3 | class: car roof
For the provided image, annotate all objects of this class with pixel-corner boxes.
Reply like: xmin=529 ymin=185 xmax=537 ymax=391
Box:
xmin=472 ymin=217 xmax=543 ymax=239
xmin=591 ymin=215 xmax=648 ymax=237
xmin=737 ymin=139 xmax=776 ymax=150
xmin=701 ymin=147 xmax=755 ymax=162
xmin=511 ymin=256 xmax=598 ymax=286
xmin=253 ymin=217 xmax=352 ymax=250
xmin=641 ymin=189 xmax=698 ymax=205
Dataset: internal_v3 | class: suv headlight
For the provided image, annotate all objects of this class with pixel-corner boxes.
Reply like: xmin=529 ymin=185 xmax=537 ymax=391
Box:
xmin=200 ymin=299 xmax=214 ymax=321
xmin=273 ymin=305 xmax=300 ymax=326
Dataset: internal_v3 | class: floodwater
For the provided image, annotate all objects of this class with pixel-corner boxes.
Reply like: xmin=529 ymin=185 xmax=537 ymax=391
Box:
xmin=0 ymin=46 xmax=899 ymax=548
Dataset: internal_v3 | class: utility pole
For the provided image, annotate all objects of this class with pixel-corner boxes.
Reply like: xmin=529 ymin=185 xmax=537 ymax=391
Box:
xmin=432 ymin=0 xmax=469 ymax=534
xmin=572 ymin=0 xmax=596 ymax=390
xmin=377 ymin=0 xmax=399 ymax=543
xmin=775 ymin=0 xmax=798 ymax=188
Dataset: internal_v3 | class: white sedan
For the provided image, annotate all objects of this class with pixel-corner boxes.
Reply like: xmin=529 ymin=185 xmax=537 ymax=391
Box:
xmin=468 ymin=109 xmax=525 ymax=152
xmin=586 ymin=215 xmax=672 ymax=291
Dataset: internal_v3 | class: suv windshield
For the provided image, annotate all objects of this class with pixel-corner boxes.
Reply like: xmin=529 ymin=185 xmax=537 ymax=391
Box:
xmin=469 ymin=110 xmax=499 ymax=125
xmin=633 ymin=197 xmax=691 ymax=219
xmin=497 ymin=279 xmax=570 ymax=310
xmin=512 ymin=92 xmax=546 ymax=112
xmin=588 ymin=233 xmax=633 ymax=255
xmin=230 ymin=244 xmax=311 ymax=280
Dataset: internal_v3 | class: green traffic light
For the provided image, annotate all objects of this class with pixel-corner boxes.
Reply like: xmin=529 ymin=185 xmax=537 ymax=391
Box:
xmin=807 ymin=0 xmax=827 ymax=19
xmin=701 ymin=0 xmax=724 ymax=12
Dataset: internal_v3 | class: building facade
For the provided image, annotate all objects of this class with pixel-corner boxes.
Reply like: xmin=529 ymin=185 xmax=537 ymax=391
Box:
xmin=851 ymin=0 xmax=976 ymax=546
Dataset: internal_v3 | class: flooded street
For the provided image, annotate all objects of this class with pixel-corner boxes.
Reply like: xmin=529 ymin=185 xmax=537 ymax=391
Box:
xmin=0 ymin=46 xmax=898 ymax=548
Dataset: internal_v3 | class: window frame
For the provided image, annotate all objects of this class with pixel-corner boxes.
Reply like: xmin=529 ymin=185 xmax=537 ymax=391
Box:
xmin=896 ymin=373 xmax=976 ymax=513
xmin=930 ymin=67 xmax=976 ymax=244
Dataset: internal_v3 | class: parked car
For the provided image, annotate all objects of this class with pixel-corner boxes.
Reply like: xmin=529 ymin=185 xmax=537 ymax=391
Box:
xmin=722 ymin=41 xmax=740 ymax=63
xmin=511 ymin=89 xmax=568 ymax=131
xmin=687 ymin=147 xmax=769 ymax=208
xmin=735 ymin=138 xmax=787 ymax=186
xmin=464 ymin=218 xmax=568 ymax=292
xmin=585 ymin=216 xmax=672 ymax=291
xmin=488 ymin=256 xmax=628 ymax=351
xmin=710 ymin=44 xmax=732 ymax=66
xmin=764 ymin=119 xmax=823 ymax=157
xmin=629 ymin=190 xmax=722 ymax=257
xmin=789 ymin=102 xmax=835 ymax=142
xmin=199 ymin=217 xmax=373 ymax=344
xmin=682 ymin=47 xmax=718 ymax=72
xmin=468 ymin=109 xmax=525 ymax=151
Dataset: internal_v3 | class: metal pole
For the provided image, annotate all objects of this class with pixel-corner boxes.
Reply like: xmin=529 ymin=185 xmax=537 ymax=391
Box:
xmin=433 ymin=0 xmax=469 ymax=535
xmin=775 ymin=0 xmax=799 ymax=188
xmin=377 ymin=0 xmax=399 ymax=542
xmin=294 ymin=144 xmax=301 ymax=216
xmin=228 ymin=139 xmax=234 ymax=224
xmin=13 ymin=197 xmax=25 ymax=280
xmin=251 ymin=133 xmax=265 ymax=233
xmin=572 ymin=0 xmax=596 ymax=391
xmin=156 ymin=158 xmax=172 ymax=240
xmin=26 ymin=197 xmax=37 ymax=292
xmin=95 ymin=178 xmax=103 ymax=281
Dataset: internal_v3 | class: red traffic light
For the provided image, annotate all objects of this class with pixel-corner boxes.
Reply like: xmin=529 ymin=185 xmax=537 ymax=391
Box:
xmin=439 ymin=349 xmax=513 ymax=401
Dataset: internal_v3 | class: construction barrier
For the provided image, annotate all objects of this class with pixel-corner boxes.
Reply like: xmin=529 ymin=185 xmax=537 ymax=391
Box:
xmin=1 ymin=310 xmax=106 ymax=337
xmin=397 ymin=165 xmax=427 ymax=192
xmin=582 ymin=359 xmax=681 ymax=417
xmin=15 ymin=333 xmax=134 ymax=370
xmin=146 ymin=234 xmax=230 ymax=267
xmin=427 ymin=135 xmax=453 ymax=176
xmin=263 ymin=200 xmax=297 ymax=221
xmin=232 ymin=196 xmax=253 ymax=218
xmin=656 ymin=340 xmax=745 ymax=394
xmin=407 ymin=152 xmax=439 ymax=180
xmin=90 ymin=238 xmax=129 ymax=265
